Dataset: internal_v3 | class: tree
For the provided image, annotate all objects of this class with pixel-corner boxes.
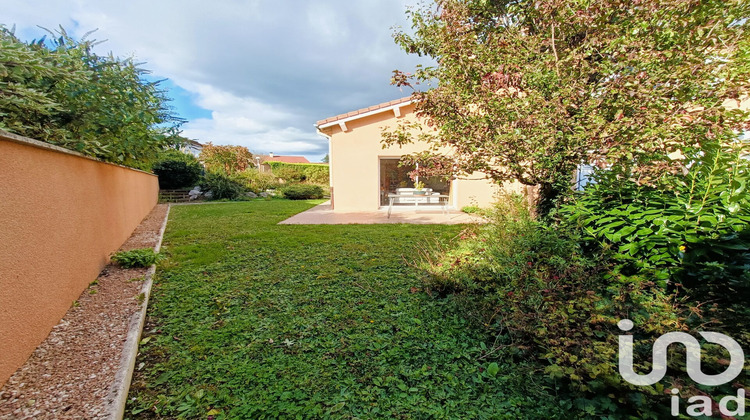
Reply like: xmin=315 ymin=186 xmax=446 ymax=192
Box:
xmin=0 ymin=26 xmax=183 ymax=168
xmin=199 ymin=143 xmax=254 ymax=175
xmin=151 ymin=149 xmax=203 ymax=189
xmin=385 ymin=0 xmax=750 ymax=213
xmin=321 ymin=154 xmax=329 ymax=164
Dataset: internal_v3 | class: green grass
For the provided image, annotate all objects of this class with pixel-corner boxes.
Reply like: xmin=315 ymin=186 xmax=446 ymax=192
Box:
xmin=126 ymin=200 xmax=562 ymax=419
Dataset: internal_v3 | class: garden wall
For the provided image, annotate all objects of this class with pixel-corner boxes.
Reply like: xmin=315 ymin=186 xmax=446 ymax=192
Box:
xmin=0 ymin=131 xmax=159 ymax=387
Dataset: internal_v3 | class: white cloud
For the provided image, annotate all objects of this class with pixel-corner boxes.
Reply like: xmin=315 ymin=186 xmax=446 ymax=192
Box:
xmin=179 ymin=83 xmax=325 ymax=156
xmin=3 ymin=0 xmax=431 ymax=161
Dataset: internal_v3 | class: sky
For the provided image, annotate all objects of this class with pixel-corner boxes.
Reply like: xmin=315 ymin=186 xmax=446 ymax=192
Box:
xmin=2 ymin=0 xmax=432 ymax=162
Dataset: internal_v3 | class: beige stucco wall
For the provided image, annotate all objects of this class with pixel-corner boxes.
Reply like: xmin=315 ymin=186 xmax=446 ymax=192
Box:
xmin=322 ymin=103 xmax=509 ymax=212
xmin=323 ymin=95 xmax=749 ymax=213
xmin=453 ymin=174 xmax=523 ymax=209
xmin=0 ymin=131 xmax=158 ymax=387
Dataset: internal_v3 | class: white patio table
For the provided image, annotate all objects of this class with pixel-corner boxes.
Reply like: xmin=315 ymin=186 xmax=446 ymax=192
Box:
xmin=387 ymin=193 xmax=450 ymax=218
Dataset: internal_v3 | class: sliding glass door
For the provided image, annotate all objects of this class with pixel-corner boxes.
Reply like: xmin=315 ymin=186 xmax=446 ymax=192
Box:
xmin=379 ymin=157 xmax=450 ymax=206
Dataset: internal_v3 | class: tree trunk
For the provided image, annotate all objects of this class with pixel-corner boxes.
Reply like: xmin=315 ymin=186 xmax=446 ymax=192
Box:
xmin=535 ymin=182 xmax=564 ymax=219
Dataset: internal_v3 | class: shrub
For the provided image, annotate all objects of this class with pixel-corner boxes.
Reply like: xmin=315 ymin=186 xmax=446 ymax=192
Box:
xmin=152 ymin=151 xmax=203 ymax=189
xmin=280 ymin=184 xmax=323 ymax=200
xmin=558 ymin=140 xmax=750 ymax=304
xmin=422 ymin=194 xmax=692 ymax=418
xmin=267 ymin=162 xmax=329 ymax=184
xmin=201 ymin=171 xmax=247 ymax=200
xmin=199 ymin=143 xmax=253 ymax=174
xmin=302 ymin=164 xmax=330 ymax=184
xmin=231 ymin=170 xmax=280 ymax=193
xmin=557 ymin=142 xmax=750 ymax=389
xmin=271 ymin=165 xmax=305 ymax=183
xmin=111 ymin=248 xmax=163 ymax=268
xmin=0 ymin=28 xmax=181 ymax=168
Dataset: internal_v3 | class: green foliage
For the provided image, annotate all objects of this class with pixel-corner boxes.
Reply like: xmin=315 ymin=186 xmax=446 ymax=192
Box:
xmin=559 ymin=139 xmax=750 ymax=299
xmin=271 ymin=165 xmax=305 ymax=183
xmin=461 ymin=205 xmax=481 ymax=214
xmin=267 ymin=161 xmax=329 ymax=184
xmin=152 ymin=150 xmax=203 ymax=189
xmin=199 ymin=143 xmax=253 ymax=175
xmin=387 ymin=0 xmax=750 ymax=212
xmin=0 ymin=26 xmax=182 ymax=168
xmin=200 ymin=172 xmax=247 ymax=200
xmin=303 ymin=165 xmax=329 ymax=184
xmin=422 ymin=195 xmax=692 ymax=418
xmin=126 ymin=201 xmax=565 ymax=418
xmin=111 ymin=248 xmax=162 ymax=268
xmin=231 ymin=169 xmax=280 ymax=193
xmin=280 ymin=184 xmax=324 ymax=200
xmin=460 ymin=205 xmax=492 ymax=217
xmin=558 ymin=139 xmax=750 ymax=352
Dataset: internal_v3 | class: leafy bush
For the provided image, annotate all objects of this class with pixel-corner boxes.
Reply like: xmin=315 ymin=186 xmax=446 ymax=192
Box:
xmin=0 ymin=27 xmax=181 ymax=168
xmin=559 ymin=140 xmax=750 ymax=301
xmin=231 ymin=169 xmax=280 ymax=193
xmin=422 ymin=194 xmax=692 ymax=418
xmin=152 ymin=150 xmax=203 ymax=189
xmin=200 ymin=172 xmax=247 ymax=200
xmin=302 ymin=165 xmax=330 ymax=184
xmin=199 ymin=143 xmax=253 ymax=175
xmin=272 ymin=165 xmax=305 ymax=183
xmin=267 ymin=162 xmax=329 ymax=184
xmin=280 ymin=184 xmax=323 ymax=200
xmin=111 ymin=248 xmax=163 ymax=268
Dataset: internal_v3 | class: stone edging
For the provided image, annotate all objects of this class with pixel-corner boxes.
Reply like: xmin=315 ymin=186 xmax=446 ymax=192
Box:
xmin=104 ymin=205 xmax=171 ymax=420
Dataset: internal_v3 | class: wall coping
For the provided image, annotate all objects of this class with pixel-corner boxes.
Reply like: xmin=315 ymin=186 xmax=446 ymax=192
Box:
xmin=0 ymin=129 xmax=157 ymax=177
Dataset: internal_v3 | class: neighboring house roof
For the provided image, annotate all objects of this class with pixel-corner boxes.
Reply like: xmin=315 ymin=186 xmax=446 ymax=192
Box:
xmin=185 ymin=139 xmax=203 ymax=148
xmin=315 ymin=96 xmax=414 ymax=129
xmin=261 ymin=156 xmax=310 ymax=164
xmin=179 ymin=139 xmax=203 ymax=157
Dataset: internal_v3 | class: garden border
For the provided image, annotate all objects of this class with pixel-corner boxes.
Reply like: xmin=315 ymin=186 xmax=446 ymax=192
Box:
xmin=104 ymin=205 xmax=171 ymax=420
xmin=0 ymin=129 xmax=156 ymax=175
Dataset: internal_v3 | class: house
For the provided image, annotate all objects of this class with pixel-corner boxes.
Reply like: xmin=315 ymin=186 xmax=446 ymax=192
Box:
xmin=256 ymin=153 xmax=310 ymax=173
xmin=315 ymin=97 xmax=523 ymax=212
xmin=179 ymin=139 xmax=203 ymax=157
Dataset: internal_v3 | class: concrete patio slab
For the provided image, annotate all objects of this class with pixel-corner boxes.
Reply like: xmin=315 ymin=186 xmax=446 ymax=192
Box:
xmin=279 ymin=201 xmax=485 ymax=225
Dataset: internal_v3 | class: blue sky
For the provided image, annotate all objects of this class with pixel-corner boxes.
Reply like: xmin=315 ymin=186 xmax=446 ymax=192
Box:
xmin=157 ymin=79 xmax=213 ymax=121
xmin=3 ymin=1 xmax=431 ymax=162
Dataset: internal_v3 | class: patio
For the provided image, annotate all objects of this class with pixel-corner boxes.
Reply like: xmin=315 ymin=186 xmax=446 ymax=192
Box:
xmin=278 ymin=201 xmax=485 ymax=225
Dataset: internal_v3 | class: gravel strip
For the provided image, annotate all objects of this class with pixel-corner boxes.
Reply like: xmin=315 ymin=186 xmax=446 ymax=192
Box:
xmin=0 ymin=204 xmax=169 ymax=419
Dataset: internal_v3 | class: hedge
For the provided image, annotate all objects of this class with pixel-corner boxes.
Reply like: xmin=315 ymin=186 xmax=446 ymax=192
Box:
xmin=152 ymin=150 xmax=203 ymax=189
xmin=280 ymin=184 xmax=324 ymax=200
xmin=267 ymin=162 xmax=329 ymax=184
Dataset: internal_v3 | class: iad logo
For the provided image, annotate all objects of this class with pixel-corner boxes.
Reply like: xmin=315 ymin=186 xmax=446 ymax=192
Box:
xmin=617 ymin=319 xmax=746 ymax=417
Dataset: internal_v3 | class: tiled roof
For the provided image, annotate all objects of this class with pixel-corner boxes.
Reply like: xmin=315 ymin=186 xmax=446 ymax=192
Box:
xmin=315 ymin=96 xmax=413 ymax=126
xmin=261 ymin=156 xmax=310 ymax=164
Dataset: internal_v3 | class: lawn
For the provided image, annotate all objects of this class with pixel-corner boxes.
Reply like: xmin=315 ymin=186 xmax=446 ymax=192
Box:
xmin=126 ymin=200 xmax=561 ymax=419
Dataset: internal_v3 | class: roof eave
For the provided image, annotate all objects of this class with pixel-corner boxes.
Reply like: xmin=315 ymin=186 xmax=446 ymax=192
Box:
xmin=315 ymin=99 xmax=415 ymax=131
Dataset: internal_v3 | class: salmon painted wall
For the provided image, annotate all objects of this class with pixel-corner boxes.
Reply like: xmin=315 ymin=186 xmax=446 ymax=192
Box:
xmin=0 ymin=131 xmax=159 ymax=387
xmin=322 ymin=103 xmax=508 ymax=212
